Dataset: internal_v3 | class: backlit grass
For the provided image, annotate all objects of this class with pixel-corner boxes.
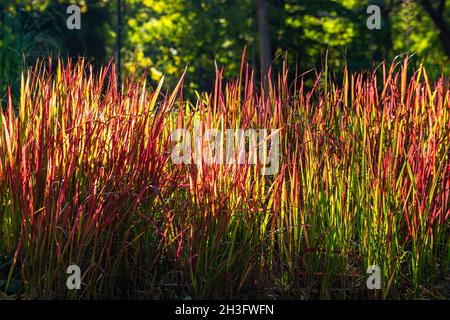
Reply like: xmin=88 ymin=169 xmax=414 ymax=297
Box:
xmin=0 ymin=56 xmax=449 ymax=299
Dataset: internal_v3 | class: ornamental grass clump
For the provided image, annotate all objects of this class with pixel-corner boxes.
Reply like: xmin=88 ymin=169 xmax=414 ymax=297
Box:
xmin=0 ymin=56 xmax=449 ymax=299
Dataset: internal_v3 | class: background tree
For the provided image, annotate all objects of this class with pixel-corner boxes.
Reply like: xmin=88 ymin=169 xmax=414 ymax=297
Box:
xmin=255 ymin=0 xmax=272 ymax=91
xmin=1 ymin=0 xmax=450 ymax=100
xmin=419 ymin=0 xmax=450 ymax=58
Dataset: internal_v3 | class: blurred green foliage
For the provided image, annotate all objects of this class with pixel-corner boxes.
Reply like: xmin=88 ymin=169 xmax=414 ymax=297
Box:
xmin=1 ymin=0 xmax=113 ymax=102
xmin=1 ymin=0 xmax=449 ymax=97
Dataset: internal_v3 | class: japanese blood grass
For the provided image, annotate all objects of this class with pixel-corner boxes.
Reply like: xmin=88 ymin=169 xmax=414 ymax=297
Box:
xmin=0 ymin=56 xmax=449 ymax=299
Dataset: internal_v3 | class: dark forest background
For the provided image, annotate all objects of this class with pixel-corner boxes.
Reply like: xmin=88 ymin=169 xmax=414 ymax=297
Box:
xmin=1 ymin=0 xmax=450 ymax=98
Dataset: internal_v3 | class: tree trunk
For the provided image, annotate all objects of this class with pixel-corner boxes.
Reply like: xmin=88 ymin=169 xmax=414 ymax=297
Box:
xmin=420 ymin=0 xmax=450 ymax=60
xmin=116 ymin=0 xmax=122 ymax=92
xmin=255 ymin=0 xmax=272 ymax=92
